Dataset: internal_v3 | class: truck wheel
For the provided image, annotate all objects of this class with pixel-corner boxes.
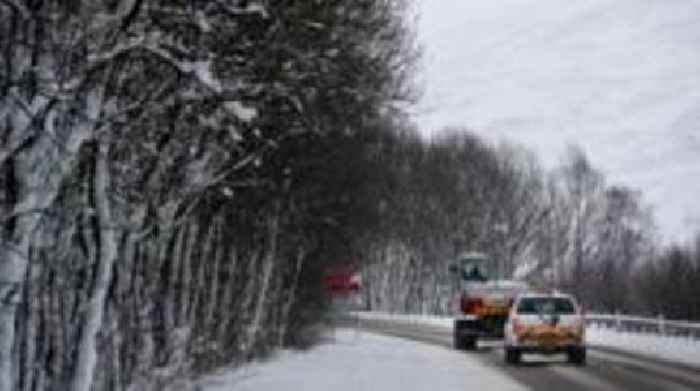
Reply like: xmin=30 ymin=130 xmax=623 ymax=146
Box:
xmin=463 ymin=336 xmax=477 ymax=350
xmin=567 ymin=347 xmax=586 ymax=365
xmin=453 ymin=334 xmax=477 ymax=350
xmin=453 ymin=320 xmax=477 ymax=350
xmin=505 ymin=347 xmax=521 ymax=364
xmin=453 ymin=332 xmax=462 ymax=350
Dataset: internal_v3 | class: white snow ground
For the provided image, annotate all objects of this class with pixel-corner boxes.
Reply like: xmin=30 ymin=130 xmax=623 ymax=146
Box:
xmin=197 ymin=329 xmax=527 ymax=391
xmin=586 ymin=324 xmax=700 ymax=368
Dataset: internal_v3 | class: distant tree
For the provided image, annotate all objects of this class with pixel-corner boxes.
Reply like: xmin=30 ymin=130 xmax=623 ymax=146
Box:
xmin=637 ymin=242 xmax=700 ymax=320
xmin=587 ymin=186 xmax=655 ymax=312
xmin=547 ymin=146 xmax=605 ymax=298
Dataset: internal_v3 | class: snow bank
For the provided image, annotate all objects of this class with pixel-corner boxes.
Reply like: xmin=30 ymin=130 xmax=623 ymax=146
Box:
xmin=351 ymin=311 xmax=454 ymax=329
xmin=586 ymin=324 xmax=700 ymax=369
xmin=197 ymin=329 xmax=526 ymax=391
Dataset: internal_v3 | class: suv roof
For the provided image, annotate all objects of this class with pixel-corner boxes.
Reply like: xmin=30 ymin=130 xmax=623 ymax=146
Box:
xmin=516 ymin=292 xmax=577 ymax=301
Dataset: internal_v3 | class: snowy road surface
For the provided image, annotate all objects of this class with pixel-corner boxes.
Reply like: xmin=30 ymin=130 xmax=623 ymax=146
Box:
xmin=360 ymin=320 xmax=700 ymax=391
xmin=353 ymin=312 xmax=700 ymax=368
xmin=198 ymin=325 xmax=700 ymax=391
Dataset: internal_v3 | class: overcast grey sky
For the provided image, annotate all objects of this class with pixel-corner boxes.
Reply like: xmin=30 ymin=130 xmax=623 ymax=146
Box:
xmin=414 ymin=0 xmax=700 ymax=243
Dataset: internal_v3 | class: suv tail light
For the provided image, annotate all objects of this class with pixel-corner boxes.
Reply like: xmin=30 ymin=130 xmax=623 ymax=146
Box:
xmin=512 ymin=316 xmax=525 ymax=335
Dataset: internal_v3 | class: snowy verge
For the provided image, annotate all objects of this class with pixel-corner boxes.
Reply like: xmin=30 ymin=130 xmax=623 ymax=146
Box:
xmin=586 ymin=324 xmax=700 ymax=369
xmin=352 ymin=312 xmax=700 ymax=369
xmin=350 ymin=311 xmax=454 ymax=329
xmin=196 ymin=329 xmax=526 ymax=391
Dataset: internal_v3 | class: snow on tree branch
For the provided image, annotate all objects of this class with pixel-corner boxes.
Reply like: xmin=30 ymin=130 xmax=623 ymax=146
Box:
xmin=213 ymin=0 xmax=269 ymax=19
xmin=224 ymin=101 xmax=257 ymax=123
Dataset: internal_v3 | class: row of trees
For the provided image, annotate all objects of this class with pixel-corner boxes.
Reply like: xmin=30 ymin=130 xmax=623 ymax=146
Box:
xmin=359 ymin=130 xmax=549 ymax=314
xmin=358 ymin=128 xmax=691 ymax=320
xmin=0 ymin=1 xmax=416 ymax=390
xmin=636 ymin=240 xmax=700 ymax=320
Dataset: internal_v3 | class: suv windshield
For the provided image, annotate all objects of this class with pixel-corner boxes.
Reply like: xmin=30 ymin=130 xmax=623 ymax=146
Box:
xmin=517 ymin=297 xmax=576 ymax=315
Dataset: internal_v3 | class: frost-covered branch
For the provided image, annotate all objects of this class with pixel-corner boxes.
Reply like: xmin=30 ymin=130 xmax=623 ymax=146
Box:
xmin=137 ymin=43 xmax=223 ymax=94
xmin=213 ymin=0 xmax=269 ymax=19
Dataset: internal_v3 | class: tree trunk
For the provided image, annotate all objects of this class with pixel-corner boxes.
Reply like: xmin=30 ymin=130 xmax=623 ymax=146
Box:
xmin=0 ymin=70 xmax=94 ymax=388
xmin=277 ymin=247 xmax=305 ymax=347
xmin=19 ymin=255 xmax=39 ymax=391
xmin=204 ymin=218 xmax=222 ymax=336
xmin=163 ymin=227 xmax=186 ymax=349
xmin=177 ymin=223 xmax=198 ymax=327
xmin=0 ymin=215 xmax=37 ymax=391
xmin=70 ymin=140 xmax=119 ymax=391
xmin=217 ymin=248 xmax=237 ymax=342
xmin=246 ymin=211 xmax=280 ymax=352
xmin=190 ymin=221 xmax=215 ymax=330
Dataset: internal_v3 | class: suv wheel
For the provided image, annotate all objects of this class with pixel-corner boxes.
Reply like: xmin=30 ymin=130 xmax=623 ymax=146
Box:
xmin=505 ymin=347 xmax=521 ymax=364
xmin=454 ymin=334 xmax=477 ymax=350
xmin=465 ymin=336 xmax=477 ymax=350
xmin=567 ymin=347 xmax=586 ymax=365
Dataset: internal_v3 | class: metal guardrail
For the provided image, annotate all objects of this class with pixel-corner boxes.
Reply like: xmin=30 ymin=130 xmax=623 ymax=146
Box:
xmin=353 ymin=311 xmax=700 ymax=339
xmin=585 ymin=313 xmax=700 ymax=339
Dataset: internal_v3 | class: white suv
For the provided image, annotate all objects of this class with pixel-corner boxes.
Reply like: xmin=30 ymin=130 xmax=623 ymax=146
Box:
xmin=504 ymin=293 xmax=586 ymax=365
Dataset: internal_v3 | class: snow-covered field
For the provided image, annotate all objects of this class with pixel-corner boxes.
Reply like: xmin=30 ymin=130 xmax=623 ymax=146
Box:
xmin=586 ymin=324 xmax=700 ymax=368
xmin=353 ymin=312 xmax=700 ymax=368
xmin=197 ymin=329 xmax=526 ymax=391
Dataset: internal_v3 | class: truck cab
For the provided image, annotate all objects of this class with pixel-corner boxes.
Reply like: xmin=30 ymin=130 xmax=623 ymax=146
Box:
xmin=450 ymin=252 xmax=528 ymax=350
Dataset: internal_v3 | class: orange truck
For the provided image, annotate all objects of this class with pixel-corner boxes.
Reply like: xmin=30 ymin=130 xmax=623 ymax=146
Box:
xmin=449 ymin=252 xmax=529 ymax=350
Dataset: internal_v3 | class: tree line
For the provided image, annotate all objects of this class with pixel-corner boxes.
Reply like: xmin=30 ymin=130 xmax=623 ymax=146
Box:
xmin=359 ymin=128 xmax=700 ymax=322
xmin=0 ymin=1 xmax=416 ymax=390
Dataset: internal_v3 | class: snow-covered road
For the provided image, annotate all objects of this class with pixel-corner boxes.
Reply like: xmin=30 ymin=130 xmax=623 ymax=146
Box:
xmin=358 ymin=320 xmax=700 ymax=391
xmin=197 ymin=323 xmax=700 ymax=391
xmin=198 ymin=329 xmax=526 ymax=391
xmin=353 ymin=312 xmax=700 ymax=368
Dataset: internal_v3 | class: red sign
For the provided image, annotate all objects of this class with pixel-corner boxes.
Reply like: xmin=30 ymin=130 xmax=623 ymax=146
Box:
xmin=324 ymin=265 xmax=362 ymax=294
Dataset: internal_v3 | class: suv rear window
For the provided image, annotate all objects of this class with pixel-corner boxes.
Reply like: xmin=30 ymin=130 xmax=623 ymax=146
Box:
xmin=516 ymin=297 xmax=576 ymax=314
